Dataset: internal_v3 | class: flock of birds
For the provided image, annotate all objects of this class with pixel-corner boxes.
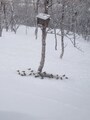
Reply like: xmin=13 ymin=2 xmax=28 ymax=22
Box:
xmin=17 ymin=68 xmax=68 ymax=80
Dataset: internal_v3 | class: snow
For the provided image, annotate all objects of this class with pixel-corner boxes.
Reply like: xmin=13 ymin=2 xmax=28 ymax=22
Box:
xmin=0 ymin=26 xmax=90 ymax=120
xmin=36 ymin=13 xmax=50 ymax=20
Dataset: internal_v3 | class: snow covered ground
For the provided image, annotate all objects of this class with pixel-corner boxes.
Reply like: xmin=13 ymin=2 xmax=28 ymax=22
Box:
xmin=0 ymin=26 xmax=90 ymax=120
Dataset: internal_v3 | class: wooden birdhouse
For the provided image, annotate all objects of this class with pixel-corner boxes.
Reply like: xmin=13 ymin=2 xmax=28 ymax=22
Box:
xmin=36 ymin=13 xmax=50 ymax=27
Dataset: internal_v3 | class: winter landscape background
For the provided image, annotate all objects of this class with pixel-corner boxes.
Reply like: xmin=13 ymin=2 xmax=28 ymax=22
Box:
xmin=0 ymin=0 xmax=90 ymax=120
xmin=0 ymin=26 xmax=90 ymax=120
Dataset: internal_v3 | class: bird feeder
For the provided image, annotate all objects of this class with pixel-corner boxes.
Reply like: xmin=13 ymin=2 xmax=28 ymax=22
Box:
xmin=36 ymin=13 xmax=50 ymax=27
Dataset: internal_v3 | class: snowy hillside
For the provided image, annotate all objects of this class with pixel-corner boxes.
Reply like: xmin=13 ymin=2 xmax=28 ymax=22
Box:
xmin=0 ymin=26 xmax=90 ymax=120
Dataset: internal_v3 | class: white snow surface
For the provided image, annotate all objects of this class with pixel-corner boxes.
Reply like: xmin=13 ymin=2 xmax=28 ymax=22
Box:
xmin=36 ymin=13 xmax=50 ymax=20
xmin=0 ymin=26 xmax=90 ymax=120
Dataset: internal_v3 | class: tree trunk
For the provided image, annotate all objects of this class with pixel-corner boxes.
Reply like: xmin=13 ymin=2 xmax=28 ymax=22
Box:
xmin=38 ymin=27 xmax=47 ymax=72
xmin=35 ymin=0 xmax=40 ymax=39
xmin=38 ymin=0 xmax=49 ymax=72
xmin=54 ymin=28 xmax=57 ymax=50
xmin=73 ymin=32 xmax=76 ymax=47
xmin=3 ymin=4 xmax=9 ymax=32
xmin=10 ymin=2 xmax=14 ymax=32
xmin=0 ymin=25 xmax=2 ymax=37
xmin=60 ymin=29 xmax=64 ymax=59
xmin=73 ymin=14 xmax=77 ymax=47
xmin=60 ymin=1 xmax=65 ymax=59
xmin=0 ymin=2 xmax=2 ymax=37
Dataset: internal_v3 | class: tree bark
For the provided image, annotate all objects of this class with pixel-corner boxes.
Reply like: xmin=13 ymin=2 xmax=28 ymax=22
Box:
xmin=38 ymin=0 xmax=49 ymax=72
xmin=54 ymin=28 xmax=57 ymax=50
xmin=0 ymin=2 xmax=2 ymax=37
xmin=60 ymin=29 xmax=64 ymax=59
xmin=35 ymin=0 xmax=40 ymax=39
xmin=60 ymin=1 xmax=65 ymax=59
xmin=38 ymin=27 xmax=47 ymax=72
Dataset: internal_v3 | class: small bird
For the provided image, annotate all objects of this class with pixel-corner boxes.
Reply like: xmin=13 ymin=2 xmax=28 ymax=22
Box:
xmin=41 ymin=76 xmax=44 ymax=79
xmin=60 ymin=77 xmax=63 ymax=80
xmin=65 ymin=77 xmax=68 ymax=79
xmin=28 ymin=68 xmax=31 ymax=70
xmin=20 ymin=74 xmax=24 ymax=76
xmin=62 ymin=74 xmax=65 ymax=77
xmin=29 ymin=73 xmax=32 ymax=76
xmin=56 ymin=75 xmax=59 ymax=79
xmin=31 ymin=70 xmax=33 ymax=73
xmin=50 ymin=74 xmax=53 ymax=78
xmin=35 ymin=75 xmax=39 ymax=78
xmin=43 ymin=71 xmax=46 ymax=75
xmin=22 ymin=71 xmax=26 ymax=76
xmin=18 ymin=72 xmax=21 ymax=75
xmin=17 ymin=70 xmax=19 ymax=72
xmin=17 ymin=70 xmax=21 ymax=75
xmin=49 ymin=76 xmax=51 ymax=78
xmin=33 ymin=73 xmax=35 ymax=75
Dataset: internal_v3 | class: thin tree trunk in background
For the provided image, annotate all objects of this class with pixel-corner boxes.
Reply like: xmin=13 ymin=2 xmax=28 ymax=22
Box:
xmin=3 ymin=4 xmax=9 ymax=31
xmin=60 ymin=0 xmax=65 ymax=59
xmin=10 ymin=2 xmax=15 ymax=32
xmin=0 ymin=17 xmax=2 ymax=37
xmin=54 ymin=28 xmax=57 ymax=50
xmin=73 ymin=15 xmax=77 ymax=47
xmin=60 ymin=29 xmax=64 ymax=59
xmin=0 ymin=24 xmax=2 ymax=37
xmin=73 ymin=32 xmax=76 ymax=47
xmin=0 ymin=2 xmax=2 ymax=37
xmin=35 ymin=0 xmax=40 ymax=39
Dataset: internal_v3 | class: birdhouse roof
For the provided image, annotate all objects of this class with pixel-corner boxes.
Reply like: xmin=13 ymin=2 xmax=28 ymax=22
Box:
xmin=36 ymin=13 xmax=50 ymax=20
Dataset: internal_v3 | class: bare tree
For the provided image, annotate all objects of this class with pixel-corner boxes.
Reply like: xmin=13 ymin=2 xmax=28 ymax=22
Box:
xmin=38 ymin=0 xmax=49 ymax=72
xmin=59 ymin=0 xmax=65 ymax=58
xmin=0 ymin=1 xmax=3 ymax=37
xmin=35 ymin=0 xmax=40 ymax=39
